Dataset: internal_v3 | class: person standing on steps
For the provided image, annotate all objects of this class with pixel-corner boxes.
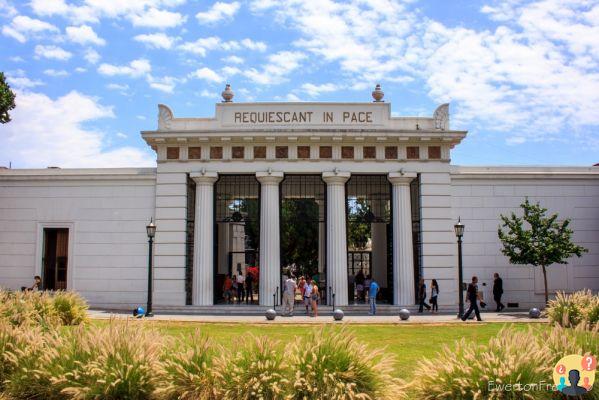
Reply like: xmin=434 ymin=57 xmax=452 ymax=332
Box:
xmin=236 ymin=271 xmax=245 ymax=304
xmin=430 ymin=279 xmax=439 ymax=313
xmin=283 ymin=275 xmax=297 ymax=316
xmin=418 ymin=278 xmax=431 ymax=313
xmin=303 ymin=277 xmax=313 ymax=315
xmin=368 ymin=278 xmax=380 ymax=315
xmin=245 ymin=269 xmax=254 ymax=304
xmin=461 ymin=276 xmax=483 ymax=321
xmin=493 ymin=272 xmax=505 ymax=312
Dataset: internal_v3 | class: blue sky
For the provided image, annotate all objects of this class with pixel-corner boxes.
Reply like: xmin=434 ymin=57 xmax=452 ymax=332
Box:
xmin=0 ymin=0 xmax=597 ymax=168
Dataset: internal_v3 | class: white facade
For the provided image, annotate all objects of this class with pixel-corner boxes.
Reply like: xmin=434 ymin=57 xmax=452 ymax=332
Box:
xmin=0 ymin=99 xmax=597 ymax=310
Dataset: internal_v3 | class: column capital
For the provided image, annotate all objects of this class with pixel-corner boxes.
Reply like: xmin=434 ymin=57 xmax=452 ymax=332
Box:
xmin=190 ymin=171 xmax=218 ymax=185
xmin=322 ymin=171 xmax=350 ymax=185
xmin=388 ymin=172 xmax=417 ymax=185
xmin=256 ymin=171 xmax=284 ymax=185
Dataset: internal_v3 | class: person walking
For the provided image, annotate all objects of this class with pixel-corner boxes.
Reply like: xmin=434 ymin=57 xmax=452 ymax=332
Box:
xmin=303 ymin=277 xmax=313 ymax=315
xmin=368 ymin=278 xmax=380 ymax=315
xmin=283 ymin=275 xmax=297 ymax=316
xmin=461 ymin=276 xmax=483 ymax=321
xmin=245 ymin=270 xmax=254 ymax=304
xmin=430 ymin=279 xmax=439 ymax=313
xmin=236 ymin=272 xmax=245 ymax=304
xmin=493 ymin=272 xmax=505 ymax=311
xmin=223 ymin=274 xmax=233 ymax=304
xmin=310 ymin=280 xmax=319 ymax=317
xmin=418 ymin=278 xmax=431 ymax=312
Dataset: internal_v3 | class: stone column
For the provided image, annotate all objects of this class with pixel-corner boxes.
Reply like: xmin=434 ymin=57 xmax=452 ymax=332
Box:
xmin=256 ymin=171 xmax=284 ymax=306
xmin=388 ymin=172 xmax=417 ymax=306
xmin=322 ymin=171 xmax=351 ymax=306
xmin=190 ymin=171 xmax=218 ymax=306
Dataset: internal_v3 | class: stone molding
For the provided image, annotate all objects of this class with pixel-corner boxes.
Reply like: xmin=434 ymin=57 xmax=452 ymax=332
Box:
xmin=322 ymin=171 xmax=351 ymax=184
xmin=256 ymin=171 xmax=284 ymax=185
xmin=388 ymin=172 xmax=417 ymax=185
xmin=190 ymin=171 xmax=218 ymax=185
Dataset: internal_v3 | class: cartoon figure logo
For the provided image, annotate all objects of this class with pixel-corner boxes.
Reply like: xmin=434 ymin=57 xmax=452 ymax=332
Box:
xmin=553 ymin=354 xmax=596 ymax=396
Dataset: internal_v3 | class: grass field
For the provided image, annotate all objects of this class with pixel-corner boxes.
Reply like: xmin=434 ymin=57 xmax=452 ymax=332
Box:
xmin=90 ymin=320 xmax=549 ymax=379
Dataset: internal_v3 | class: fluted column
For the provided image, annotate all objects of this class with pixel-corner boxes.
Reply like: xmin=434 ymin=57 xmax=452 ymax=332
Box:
xmin=389 ymin=172 xmax=417 ymax=306
xmin=322 ymin=171 xmax=350 ymax=306
xmin=256 ymin=171 xmax=284 ymax=306
xmin=190 ymin=171 xmax=218 ymax=306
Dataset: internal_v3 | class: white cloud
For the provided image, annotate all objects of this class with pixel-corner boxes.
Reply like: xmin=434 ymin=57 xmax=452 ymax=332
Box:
xmin=98 ymin=59 xmax=151 ymax=78
xmin=34 ymin=45 xmax=72 ymax=61
xmin=66 ymin=25 xmax=106 ymax=46
xmin=178 ymin=36 xmax=267 ymax=56
xmin=286 ymin=93 xmax=302 ymax=101
xmin=223 ymin=55 xmax=244 ymax=64
xmin=196 ymin=1 xmax=240 ymax=24
xmin=84 ymin=48 xmax=101 ymax=64
xmin=9 ymin=56 xmax=24 ymax=63
xmin=222 ymin=66 xmax=241 ymax=77
xmin=116 ymin=132 xmax=128 ymax=138
xmin=189 ymin=67 xmax=222 ymax=83
xmin=506 ymin=136 xmax=526 ymax=145
xmin=0 ymin=0 xmax=17 ymax=17
xmin=106 ymin=83 xmax=129 ymax=91
xmin=2 ymin=15 xmax=59 ymax=43
xmin=240 ymin=38 xmax=266 ymax=52
xmin=0 ymin=90 xmax=154 ymax=168
xmin=147 ymin=75 xmax=180 ymax=93
xmin=301 ymin=83 xmax=337 ymax=97
xmin=199 ymin=89 xmax=217 ymax=98
xmin=129 ymin=8 xmax=186 ymax=28
xmin=134 ymin=33 xmax=178 ymax=49
xmin=244 ymin=51 xmax=306 ymax=84
xmin=43 ymin=69 xmax=69 ymax=77
xmin=6 ymin=72 xmax=44 ymax=90
xmin=75 ymin=67 xmax=87 ymax=73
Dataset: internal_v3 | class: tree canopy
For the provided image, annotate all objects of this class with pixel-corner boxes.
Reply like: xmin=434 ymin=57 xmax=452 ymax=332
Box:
xmin=0 ymin=72 xmax=16 ymax=124
xmin=498 ymin=198 xmax=587 ymax=305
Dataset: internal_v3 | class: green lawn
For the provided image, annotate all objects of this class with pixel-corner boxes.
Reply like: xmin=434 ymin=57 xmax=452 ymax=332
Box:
xmin=90 ymin=320 xmax=549 ymax=379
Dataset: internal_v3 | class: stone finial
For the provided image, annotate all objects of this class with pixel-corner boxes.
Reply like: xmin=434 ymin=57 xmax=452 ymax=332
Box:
xmin=372 ymin=84 xmax=384 ymax=102
xmin=433 ymin=103 xmax=449 ymax=130
xmin=157 ymin=104 xmax=173 ymax=131
xmin=221 ymin=84 xmax=234 ymax=102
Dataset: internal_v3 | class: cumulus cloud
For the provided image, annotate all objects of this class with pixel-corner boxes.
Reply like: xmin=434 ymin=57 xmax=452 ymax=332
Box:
xmin=189 ymin=67 xmax=223 ymax=83
xmin=2 ymin=15 xmax=59 ymax=43
xmin=301 ymin=83 xmax=338 ymax=97
xmin=6 ymin=71 xmax=44 ymax=90
xmin=98 ymin=59 xmax=151 ymax=78
xmin=84 ymin=48 xmax=101 ymax=64
xmin=196 ymin=1 xmax=240 ymax=24
xmin=34 ymin=45 xmax=72 ymax=61
xmin=43 ymin=69 xmax=69 ymax=77
xmin=129 ymin=8 xmax=186 ymax=29
xmin=244 ymin=51 xmax=306 ymax=84
xmin=134 ymin=33 xmax=178 ymax=49
xmin=66 ymin=25 xmax=106 ymax=46
xmin=0 ymin=90 xmax=154 ymax=168
xmin=178 ymin=36 xmax=266 ymax=56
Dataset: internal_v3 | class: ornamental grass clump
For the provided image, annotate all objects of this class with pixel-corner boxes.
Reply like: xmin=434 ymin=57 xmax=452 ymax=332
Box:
xmin=52 ymin=291 xmax=89 ymax=326
xmin=215 ymin=335 xmax=290 ymax=400
xmin=0 ymin=290 xmax=61 ymax=329
xmin=155 ymin=332 xmax=219 ymax=400
xmin=408 ymin=327 xmax=552 ymax=400
xmin=547 ymin=290 xmax=599 ymax=328
xmin=0 ymin=322 xmax=43 ymax=392
xmin=290 ymin=328 xmax=400 ymax=400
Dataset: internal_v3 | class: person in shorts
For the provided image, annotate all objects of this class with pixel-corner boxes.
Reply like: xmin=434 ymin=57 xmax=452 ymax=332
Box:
xmin=310 ymin=281 xmax=319 ymax=317
xmin=222 ymin=274 xmax=233 ymax=304
xmin=303 ymin=277 xmax=313 ymax=314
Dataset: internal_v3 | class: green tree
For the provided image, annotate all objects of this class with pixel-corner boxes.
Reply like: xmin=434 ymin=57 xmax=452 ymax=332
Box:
xmin=347 ymin=198 xmax=372 ymax=250
xmin=0 ymin=72 xmax=16 ymax=124
xmin=498 ymin=198 xmax=587 ymax=305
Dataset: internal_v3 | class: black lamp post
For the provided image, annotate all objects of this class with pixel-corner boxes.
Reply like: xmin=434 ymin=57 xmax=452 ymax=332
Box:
xmin=146 ymin=219 xmax=156 ymax=317
xmin=454 ymin=217 xmax=465 ymax=318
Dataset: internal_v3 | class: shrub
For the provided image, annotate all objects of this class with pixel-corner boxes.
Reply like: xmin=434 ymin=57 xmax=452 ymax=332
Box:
xmin=547 ymin=290 xmax=599 ymax=327
xmin=407 ymin=327 xmax=553 ymax=400
xmin=0 ymin=322 xmax=43 ymax=392
xmin=215 ymin=335 xmax=290 ymax=400
xmin=155 ymin=332 xmax=219 ymax=400
xmin=52 ymin=291 xmax=89 ymax=326
xmin=290 ymin=328 xmax=400 ymax=400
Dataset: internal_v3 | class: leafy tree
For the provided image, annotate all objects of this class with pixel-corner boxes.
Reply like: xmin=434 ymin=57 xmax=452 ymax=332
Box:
xmin=347 ymin=198 xmax=372 ymax=250
xmin=498 ymin=198 xmax=587 ymax=305
xmin=280 ymin=199 xmax=320 ymax=277
xmin=0 ymin=72 xmax=16 ymax=124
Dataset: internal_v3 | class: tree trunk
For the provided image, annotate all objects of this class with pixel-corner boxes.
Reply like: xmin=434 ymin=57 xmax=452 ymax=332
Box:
xmin=541 ymin=264 xmax=549 ymax=307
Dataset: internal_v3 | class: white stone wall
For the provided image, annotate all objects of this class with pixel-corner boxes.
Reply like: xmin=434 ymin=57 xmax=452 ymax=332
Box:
xmin=0 ymin=168 xmax=156 ymax=309
xmin=450 ymin=167 xmax=599 ymax=309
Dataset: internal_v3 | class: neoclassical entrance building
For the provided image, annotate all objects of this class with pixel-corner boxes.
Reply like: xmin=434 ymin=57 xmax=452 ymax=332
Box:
xmin=0 ymin=86 xmax=598 ymax=310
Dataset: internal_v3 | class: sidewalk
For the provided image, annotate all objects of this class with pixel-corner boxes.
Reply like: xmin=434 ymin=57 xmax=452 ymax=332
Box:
xmin=88 ymin=310 xmax=548 ymax=324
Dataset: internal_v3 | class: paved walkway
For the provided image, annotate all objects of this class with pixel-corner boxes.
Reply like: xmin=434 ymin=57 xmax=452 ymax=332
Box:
xmin=88 ymin=310 xmax=547 ymax=324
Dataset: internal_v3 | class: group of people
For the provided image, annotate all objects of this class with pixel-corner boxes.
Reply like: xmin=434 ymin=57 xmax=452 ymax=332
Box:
xmin=418 ymin=273 xmax=505 ymax=321
xmin=282 ymin=275 xmax=319 ymax=317
xmin=222 ymin=268 xmax=257 ymax=304
xmin=353 ymin=269 xmax=376 ymax=302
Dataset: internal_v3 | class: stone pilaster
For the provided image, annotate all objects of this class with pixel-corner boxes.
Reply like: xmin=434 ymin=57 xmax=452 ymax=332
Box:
xmin=256 ymin=171 xmax=284 ymax=306
xmin=322 ymin=171 xmax=350 ymax=306
xmin=190 ymin=171 xmax=218 ymax=306
xmin=389 ymin=172 xmax=417 ymax=306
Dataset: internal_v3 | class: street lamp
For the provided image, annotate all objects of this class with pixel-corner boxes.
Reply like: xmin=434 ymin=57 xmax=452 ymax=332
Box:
xmin=454 ymin=217 xmax=465 ymax=319
xmin=146 ymin=219 xmax=156 ymax=317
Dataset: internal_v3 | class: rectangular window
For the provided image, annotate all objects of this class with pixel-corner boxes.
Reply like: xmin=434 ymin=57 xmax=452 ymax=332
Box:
xmin=188 ymin=147 xmax=202 ymax=159
xmin=341 ymin=146 xmax=354 ymax=159
xmin=385 ymin=146 xmax=398 ymax=160
xmin=276 ymin=146 xmax=289 ymax=159
xmin=254 ymin=146 xmax=266 ymax=159
xmin=407 ymin=146 xmax=420 ymax=160
xmin=297 ymin=146 xmax=310 ymax=159
xmin=363 ymin=146 xmax=376 ymax=159
xmin=319 ymin=146 xmax=332 ymax=159
xmin=166 ymin=147 xmax=179 ymax=160
xmin=232 ymin=146 xmax=244 ymax=159
xmin=210 ymin=146 xmax=223 ymax=159
xmin=428 ymin=146 xmax=441 ymax=159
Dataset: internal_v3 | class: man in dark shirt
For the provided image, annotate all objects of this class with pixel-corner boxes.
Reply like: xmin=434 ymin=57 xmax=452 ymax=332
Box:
xmin=461 ymin=276 xmax=482 ymax=321
xmin=493 ymin=272 xmax=505 ymax=311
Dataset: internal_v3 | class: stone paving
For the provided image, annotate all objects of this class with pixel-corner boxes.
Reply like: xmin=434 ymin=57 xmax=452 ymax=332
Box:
xmin=88 ymin=309 xmax=547 ymax=324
